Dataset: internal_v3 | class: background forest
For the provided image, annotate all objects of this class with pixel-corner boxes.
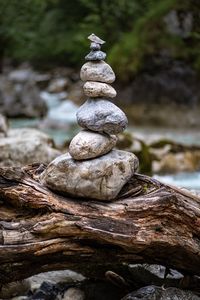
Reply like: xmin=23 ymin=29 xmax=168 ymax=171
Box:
xmin=0 ymin=0 xmax=199 ymax=81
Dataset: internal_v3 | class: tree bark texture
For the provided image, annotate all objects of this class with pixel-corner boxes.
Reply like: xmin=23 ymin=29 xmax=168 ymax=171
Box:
xmin=0 ymin=163 xmax=200 ymax=284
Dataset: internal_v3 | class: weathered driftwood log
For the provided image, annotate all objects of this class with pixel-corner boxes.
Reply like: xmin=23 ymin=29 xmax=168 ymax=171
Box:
xmin=0 ymin=163 xmax=200 ymax=285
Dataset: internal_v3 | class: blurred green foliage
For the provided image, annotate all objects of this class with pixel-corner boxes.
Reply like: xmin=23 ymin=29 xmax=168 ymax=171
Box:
xmin=0 ymin=0 xmax=199 ymax=80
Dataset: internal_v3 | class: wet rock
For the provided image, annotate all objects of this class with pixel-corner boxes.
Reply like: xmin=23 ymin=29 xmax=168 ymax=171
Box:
xmin=129 ymin=264 xmax=183 ymax=288
xmin=83 ymin=81 xmax=116 ymax=98
xmin=85 ymin=50 xmax=106 ymax=61
xmin=69 ymin=130 xmax=117 ymax=160
xmin=122 ymin=285 xmax=200 ymax=300
xmin=80 ymin=61 xmax=115 ymax=83
xmin=41 ymin=150 xmax=139 ymax=201
xmin=62 ymin=287 xmax=85 ymax=300
xmin=77 ymin=99 xmax=128 ymax=134
xmin=0 ymin=128 xmax=61 ymax=167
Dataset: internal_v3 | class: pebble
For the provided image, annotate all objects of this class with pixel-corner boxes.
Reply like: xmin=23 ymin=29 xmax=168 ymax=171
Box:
xmin=83 ymin=81 xmax=116 ymax=98
xmin=90 ymin=42 xmax=101 ymax=50
xmin=80 ymin=61 xmax=115 ymax=83
xmin=77 ymin=99 xmax=128 ymax=134
xmin=69 ymin=130 xmax=117 ymax=160
xmin=85 ymin=50 xmax=106 ymax=61
xmin=41 ymin=150 xmax=139 ymax=201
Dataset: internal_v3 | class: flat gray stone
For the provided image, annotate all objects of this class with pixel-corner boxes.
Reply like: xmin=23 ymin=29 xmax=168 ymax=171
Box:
xmin=88 ymin=33 xmax=105 ymax=45
xmin=77 ymin=99 xmax=128 ymax=134
xmin=83 ymin=81 xmax=116 ymax=98
xmin=69 ymin=130 xmax=117 ymax=160
xmin=85 ymin=50 xmax=106 ymax=61
xmin=80 ymin=61 xmax=115 ymax=83
xmin=41 ymin=150 xmax=139 ymax=201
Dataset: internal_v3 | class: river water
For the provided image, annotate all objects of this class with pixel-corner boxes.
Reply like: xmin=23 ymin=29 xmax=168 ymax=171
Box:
xmin=9 ymin=118 xmax=200 ymax=191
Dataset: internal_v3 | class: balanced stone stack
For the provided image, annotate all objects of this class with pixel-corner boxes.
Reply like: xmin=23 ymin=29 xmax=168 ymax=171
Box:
xmin=41 ymin=34 xmax=139 ymax=201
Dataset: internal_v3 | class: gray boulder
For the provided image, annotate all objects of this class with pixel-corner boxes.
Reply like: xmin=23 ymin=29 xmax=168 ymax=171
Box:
xmin=69 ymin=130 xmax=117 ymax=160
xmin=0 ymin=128 xmax=61 ymax=167
xmin=41 ymin=150 xmax=139 ymax=201
xmin=77 ymin=99 xmax=128 ymax=134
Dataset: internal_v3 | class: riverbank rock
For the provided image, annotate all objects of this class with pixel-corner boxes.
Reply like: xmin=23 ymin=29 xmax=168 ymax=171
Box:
xmin=0 ymin=128 xmax=61 ymax=167
xmin=83 ymin=81 xmax=116 ymax=98
xmin=69 ymin=130 xmax=117 ymax=160
xmin=80 ymin=61 xmax=115 ymax=83
xmin=41 ymin=150 xmax=139 ymax=200
xmin=152 ymin=151 xmax=200 ymax=174
xmin=77 ymin=99 xmax=128 ymax=134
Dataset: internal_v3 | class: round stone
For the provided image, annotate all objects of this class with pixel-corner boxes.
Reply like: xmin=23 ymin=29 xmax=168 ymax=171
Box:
xmin=83 ymin=81 xmax=116 ymax=98
xmin=80 ymin=61 xmax=115 ymax=83
xmin=40 ymin=150 xmax=139 ymax=201
xmin=90 ymin=42 xmax=101 ymax=50
xmin=85 ymin=50 xmax=106 ymax=61
xmin=69 ymin=130 xmax=117 ymax=160
xmin=77 ymin=99 xmax=128 ymax=134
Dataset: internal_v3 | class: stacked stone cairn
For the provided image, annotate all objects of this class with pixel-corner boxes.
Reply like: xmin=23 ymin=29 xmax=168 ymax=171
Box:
xmin=41 ymin=34 xmax=139 ymax=201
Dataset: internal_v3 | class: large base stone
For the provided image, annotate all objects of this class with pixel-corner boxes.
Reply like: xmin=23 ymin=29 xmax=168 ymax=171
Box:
xmin=41 ymin=150 xmax=139 ymax=201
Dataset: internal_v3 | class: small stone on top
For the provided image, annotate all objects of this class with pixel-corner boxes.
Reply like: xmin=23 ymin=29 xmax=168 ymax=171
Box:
xmin=88 ymin=33 xmax=105 ymax=45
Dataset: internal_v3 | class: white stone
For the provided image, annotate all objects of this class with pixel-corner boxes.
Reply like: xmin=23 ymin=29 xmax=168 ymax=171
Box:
xmin=83 ymin=81 xmax=116 ymax=98
xmin=80 ymin=61 xmax=115 ymax=83
xmin=41 ymin=150 xmax=139 ymax=201
xmin=69 ymin=130 xmax=117 ymax=160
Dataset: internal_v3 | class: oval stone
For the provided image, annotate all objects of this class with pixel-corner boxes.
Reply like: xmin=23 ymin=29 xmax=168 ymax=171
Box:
xmin=69 ymin=130 xmax=117 ymax=160
xmin=77 ymin=99 xmax=128 ymax=134
xmin=40 ymin=150 xmax=139 ymax=201
xmin=83 ymin=81 xmax=116 ymax=98
xmin=80 ymin=61 xmax=115 ymax=83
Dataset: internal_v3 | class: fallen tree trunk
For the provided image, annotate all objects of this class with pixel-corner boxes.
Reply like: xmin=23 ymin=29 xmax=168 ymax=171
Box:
xmin=0 ymin=163 xmax=200 ymax=284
